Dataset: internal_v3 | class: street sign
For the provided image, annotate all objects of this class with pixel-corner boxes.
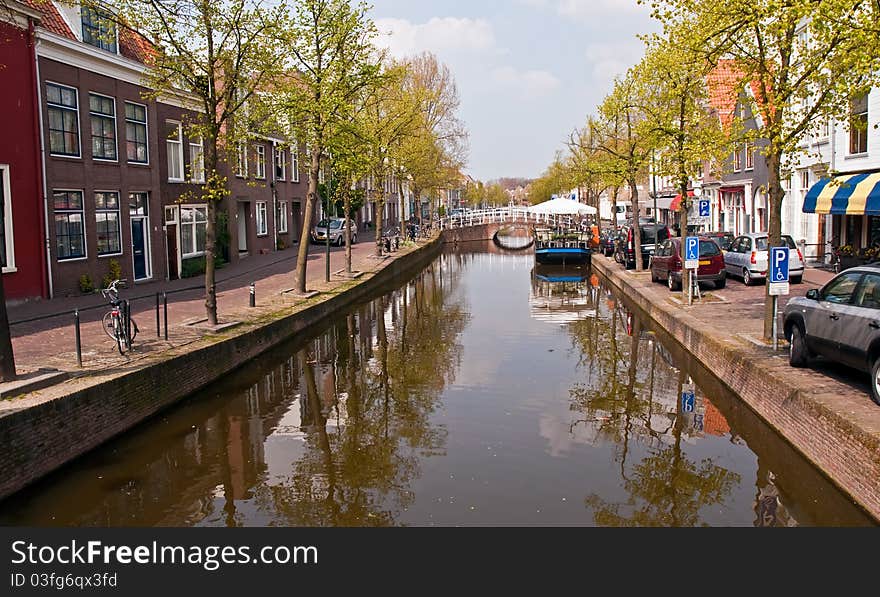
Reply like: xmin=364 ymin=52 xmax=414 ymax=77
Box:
xmin=769 ymin=246 xmax=790 ymax=296
xmin=685 ymin=236 xmax=700 ymax=270
xmin=693 ymin=413 xmax=705 ymax=432
xmin=699 ymin=199 xmax=711 ymax=218
xmin=682 ymin=390 xmax=695 ymax=414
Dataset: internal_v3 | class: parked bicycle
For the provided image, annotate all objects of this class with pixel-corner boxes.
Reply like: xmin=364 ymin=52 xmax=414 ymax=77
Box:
xmin=825 ymin=240 xmax=842 ymax=274
xmin=102 ymin=279 xmax=139 ymax=355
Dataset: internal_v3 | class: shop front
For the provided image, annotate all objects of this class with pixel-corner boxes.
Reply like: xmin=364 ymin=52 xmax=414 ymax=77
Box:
xmin=803 ymin=171 xmax=880 ymax=263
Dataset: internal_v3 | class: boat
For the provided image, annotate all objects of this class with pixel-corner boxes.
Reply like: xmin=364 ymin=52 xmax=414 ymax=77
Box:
xmin=533 ymin=225 xmax=593 ymax=266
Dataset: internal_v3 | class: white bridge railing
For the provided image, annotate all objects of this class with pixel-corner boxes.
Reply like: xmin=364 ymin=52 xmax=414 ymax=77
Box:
xmin=438 ymin=207 xmax=574 ymax=231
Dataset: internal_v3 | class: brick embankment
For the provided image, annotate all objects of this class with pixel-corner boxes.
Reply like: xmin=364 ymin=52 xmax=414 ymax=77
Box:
xmin=0 ymin=238 xmax=442 ymax=501
xmin=592 ymin=255 xmax=880 ymax=521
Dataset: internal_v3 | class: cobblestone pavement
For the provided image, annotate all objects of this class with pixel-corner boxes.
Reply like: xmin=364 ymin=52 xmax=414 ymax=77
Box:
xmin=4 ymin=231 xmax=419 ymax=377
xmin=600 ymin=254 xmax=874 ymax=399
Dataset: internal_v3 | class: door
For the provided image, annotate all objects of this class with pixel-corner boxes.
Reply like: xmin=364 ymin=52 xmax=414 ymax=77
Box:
xmin=166 ymin=224 xmax=178 ymax=280
xmin=836 ymin=273 xmax=880 ymax=370
xmin=131 ymin=219 xmax=149 ymax=280
xmin=725 ymin=237 xmax=743 ymax=274
xmin=238 ymin=203 xmax=249 ymax=255
xmin=807 ymin=272 xmax=863 ymax=358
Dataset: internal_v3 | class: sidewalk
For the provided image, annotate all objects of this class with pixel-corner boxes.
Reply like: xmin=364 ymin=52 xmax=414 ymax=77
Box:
xmin=4 ymin=231 xmax=406 ymax=378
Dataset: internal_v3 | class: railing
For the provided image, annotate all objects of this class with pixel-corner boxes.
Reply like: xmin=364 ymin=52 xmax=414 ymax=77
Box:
xmin=438 ymin=207 xmax=575 ymax=230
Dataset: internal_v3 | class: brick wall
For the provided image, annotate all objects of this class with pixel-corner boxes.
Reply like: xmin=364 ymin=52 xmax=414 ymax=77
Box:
xmin=0 ymin=239 xmax=443 ymax=501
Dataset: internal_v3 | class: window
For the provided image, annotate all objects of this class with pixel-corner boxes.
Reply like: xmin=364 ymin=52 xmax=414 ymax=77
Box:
xmin=81 ymin=6 xmax=117 ymax=53
xmin=166 ymin=121 xmax=183 ymax=181
xmin=276 ymin=200 xmax=288 ymax=233
xmin=95 ymin=191 xmax=121 ymax=255
xmin=53 ymin=190 xmax=85 ymax=260
xmin=129 ymin=192 xmax=148 ymax=217
xmin=46 ymin=83 xmax=80 ymax=157
xmin=800 ymin=170 xmax=810 ymax=191
xmin=733 ymin=146 xmax=742 ymax=171
xmin=856 ymin=274 xmax=880 ymax=309
xmin=745 ymin=142 xmax=754 ymax=170
xmin=0 ymin=166 xmax=15 ymax=272
xmin=125 ymin=102 xmax=148 ymax=164
xmin=89 ymin=94 xmax=117 ymax=160
xmin=274 ymin=146 xmax=286 ymax=181
xmin=190 ymin=138 xmax=205 ymax=183
xmin=291 ymin=146 xmax=299 ymax=182
xmin=180 ymin=206 xmax=208 ymax=257
xmin=822 ymin=272 xmax=862 ymax=304
xmin=236 ymin=143 xmax=248 ymax=178
xmin=255 ymin=145 xmax=266 ymax=179
xmin=850 ymin=93 xmax=868 ymax=155
xmin=256 ymin=201 xmax=268 ymax=236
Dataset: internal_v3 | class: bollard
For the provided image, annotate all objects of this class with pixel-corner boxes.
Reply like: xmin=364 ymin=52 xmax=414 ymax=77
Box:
xmin=249 ymin=282 xmax=256 ymax=308
xmin=163 ymin=292 xmax=168 ymax=341
xmin=156 ymin=293 xmax=161 ymax=337
xmin=74 ymin=310 xmax=82 ymax=368
xmin=123 ymin=300 xmax=132 ymax=349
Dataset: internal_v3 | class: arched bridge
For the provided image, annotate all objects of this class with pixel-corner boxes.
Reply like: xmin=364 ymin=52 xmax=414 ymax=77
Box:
xmin=439 ymin=207 xmax=573 ymax=250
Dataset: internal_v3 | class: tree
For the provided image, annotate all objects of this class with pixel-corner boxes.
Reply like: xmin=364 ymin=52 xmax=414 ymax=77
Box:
xmin=635 ymin=28 xmax=729 ymax=301
xmin=277 ymin=0 xmax=382 ymax=293
xmin=651 ymin=0 xmax=880 ymax=337
xmin=115 ymin=0 xmax=287 ymax=325
xmin=592 ymin=74 xmax=654 ymax=271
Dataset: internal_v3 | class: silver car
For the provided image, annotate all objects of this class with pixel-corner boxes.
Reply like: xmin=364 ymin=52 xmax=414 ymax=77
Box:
xmin=724 ymin=232 xmax=805 ymax=286
xmin=311 ymin=218 xmax=358 ymax=246
xmin=784 ymin=264 xmax=880 ymax=405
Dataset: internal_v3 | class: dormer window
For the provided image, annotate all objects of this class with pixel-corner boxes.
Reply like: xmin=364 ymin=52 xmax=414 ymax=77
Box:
xmin=82 ymin=6 xmax=117 ymax=53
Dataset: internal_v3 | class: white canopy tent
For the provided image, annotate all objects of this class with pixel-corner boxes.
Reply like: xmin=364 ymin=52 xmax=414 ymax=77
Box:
xmin=528 ymin=197 xmax=598 ymax=216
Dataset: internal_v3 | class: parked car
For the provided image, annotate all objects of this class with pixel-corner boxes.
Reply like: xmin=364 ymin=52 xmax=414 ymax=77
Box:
xmin=724 ymin=232 xmax=804 ymax=285
xmin=784 ymin=265 xmax=880 ymax=405
xmin=614 ymin=222 xmax=671 ymax=269
xmin=704 ymin=230 xmax=736 ymax=252
xmin=651 ymin=236 xmax=727 ymax=291
xmin=311 ymin=218 xmax=358 ymax=246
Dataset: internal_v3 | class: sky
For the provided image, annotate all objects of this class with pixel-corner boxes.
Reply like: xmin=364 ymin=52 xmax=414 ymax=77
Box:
xmin=367 ymin=0 xmax=661 ymax=182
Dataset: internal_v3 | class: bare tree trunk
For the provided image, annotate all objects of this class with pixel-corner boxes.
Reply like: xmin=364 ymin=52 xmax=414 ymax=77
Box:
xmin=630 ymin=178 xmax=643 ymax=272
xmin=344 ymin=184 xmax=352 ymax=275
xmin=398 ymin=178 xmax=407 ymax=241
xmin=611 ymin=186 xmax=619 ymax=232
xmin=374 ymin=183 xmax=385 ymax=258
xmin=204 ymin=144 xmax=220 ymax=326
xmin=0 ymin=272 xmax=16 ymax=381
xmin=294 ymin=146 xmax=321 ymax=294
xmin=764 ymin=151 xmax=785 ymax=339
xmin=679 ymin=180 xmax=690 ymax=302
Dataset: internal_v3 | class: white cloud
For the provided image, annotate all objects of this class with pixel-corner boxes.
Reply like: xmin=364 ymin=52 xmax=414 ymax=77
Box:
xmin=492 ymin=66 xmax=561 ymax=99
xmin=558 ymin=0 xmax=645 ymax=18
xmin=584 ymin=40 xmax=646 ymax=86
xmin=374 ymin=17 xmax=498 ymax=58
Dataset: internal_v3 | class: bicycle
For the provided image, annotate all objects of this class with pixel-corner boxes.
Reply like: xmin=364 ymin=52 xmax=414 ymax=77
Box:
xmin=101 ymin=279 xmax=139 ymax=355
xmin=824 ymin=240 xmax=842 ymax=274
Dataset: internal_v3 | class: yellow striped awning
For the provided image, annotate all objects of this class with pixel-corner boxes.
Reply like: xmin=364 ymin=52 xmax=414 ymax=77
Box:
xmin=803 ymin=171 xmax=880 ymax=215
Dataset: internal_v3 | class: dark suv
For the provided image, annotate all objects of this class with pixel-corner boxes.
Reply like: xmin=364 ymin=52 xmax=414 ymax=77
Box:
xmin=615 ymin=223 xmax=671 ymax=269
xmin=704 ymin=230 xmax=736 ymax=252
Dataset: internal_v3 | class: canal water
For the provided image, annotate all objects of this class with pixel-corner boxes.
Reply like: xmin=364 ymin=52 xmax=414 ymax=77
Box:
xmin=1 ymin=244 xmax=873 ymax=526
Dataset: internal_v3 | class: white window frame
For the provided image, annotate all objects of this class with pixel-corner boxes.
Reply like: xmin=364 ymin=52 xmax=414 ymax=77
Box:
xmin=255 ymin=144 xmax=266 ymax=180
xmin=0 ymin=165 xmax=16 ymax=273
xmin=53 ymin=189 xmax=87 ymax=262
xmin=180 ymin=204 xmax=208 ymax=258
xmin=89 ymin=92 xmax=118 ymax=162
xmin=291 ymin=145 xmax=299 ymax=182
xmin=733 ymin=146 xmax=743 ymax=172
xmin=236 ymin=143 xmax=248 ymax=178
xmin=46 ymin=81 xmax=81 ymax=158
xmin=256 ymin=201 xmax=268 ymax=236
xmin=745 ymin=141 xmax=754 ymax=171
xmin=274 ymin=146 xmax=286 ymax=181
xmin=166 ymin=120 xmax=184 ymax=182
xmin=849 ymin=93 xmax=869 ymax=156
xmin=189 ymin=137 xmax=205 ymax=184
xmin=94 ymin=190 xmax=123 ymax=257
xmin=81 ymin=6 xmax=118 ymax=54
xmin=276 ymin=200 xmax=288 ymax=234
xmin=124 ymin=101 xmax=149 ymax=165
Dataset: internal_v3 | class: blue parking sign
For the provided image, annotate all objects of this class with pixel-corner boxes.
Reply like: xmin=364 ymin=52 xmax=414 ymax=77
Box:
xmin=685 ymin=237 xmax=700 ymax=261
xmin=682 ymin=391 xmax=695 ymax=413
xmin=770 ymin=247 xmax=790 ymax=283
xmin=699 ymin=199 xmax=710 ymax=218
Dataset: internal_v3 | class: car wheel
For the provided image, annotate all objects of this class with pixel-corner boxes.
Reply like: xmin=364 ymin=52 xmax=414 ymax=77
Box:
xmin=792 ymin=276 xmax=803 ymax=285
xmin=871 ymin=358 xmax=880 ymax=406
xmin=715 ymin=275 xmax=726 ymax=290
xmin=668 ymin=273 xmax=680 ymax=291
xmin=789 ymin=324 xmax=810 ymax=368
xmin=743 ymin=268 xmax=753 ymax=286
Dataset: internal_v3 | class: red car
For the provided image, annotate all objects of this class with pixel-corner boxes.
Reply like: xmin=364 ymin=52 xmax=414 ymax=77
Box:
xmin=650 ymin=236 xmax=727 ymax=291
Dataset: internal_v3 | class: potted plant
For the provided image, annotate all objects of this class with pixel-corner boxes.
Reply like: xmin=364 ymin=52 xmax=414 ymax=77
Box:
xmin=838 ymin=244 xmax=861 ymax=270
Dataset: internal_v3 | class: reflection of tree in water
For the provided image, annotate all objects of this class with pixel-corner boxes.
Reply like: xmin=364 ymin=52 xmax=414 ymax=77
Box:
xmin=564 ymin=287 xmax=740 ymax=526
xmin=258 ymin=259 xmax=469 ymax=526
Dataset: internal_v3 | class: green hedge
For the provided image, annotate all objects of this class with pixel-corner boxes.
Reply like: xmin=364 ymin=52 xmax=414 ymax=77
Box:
xmin=181 ymin=255 xmax=227 ymax=279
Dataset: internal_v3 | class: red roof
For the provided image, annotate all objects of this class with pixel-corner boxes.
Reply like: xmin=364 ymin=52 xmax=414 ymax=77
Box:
xmin=23 ymin=0 xmax=74 ymax=39
xmin=706 ymin=59 xmax=769 ymax=130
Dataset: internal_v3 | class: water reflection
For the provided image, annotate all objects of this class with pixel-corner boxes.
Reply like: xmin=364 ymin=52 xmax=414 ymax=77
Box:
xmin=0 ymin=251 xmax=872 ymax=526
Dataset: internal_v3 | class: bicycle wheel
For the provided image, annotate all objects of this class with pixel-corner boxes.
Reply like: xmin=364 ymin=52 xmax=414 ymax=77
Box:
xmin=114 ymin=318 xmax=127 ymax=355
xmin=102 ymin=311 xmax=116 ymax=340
